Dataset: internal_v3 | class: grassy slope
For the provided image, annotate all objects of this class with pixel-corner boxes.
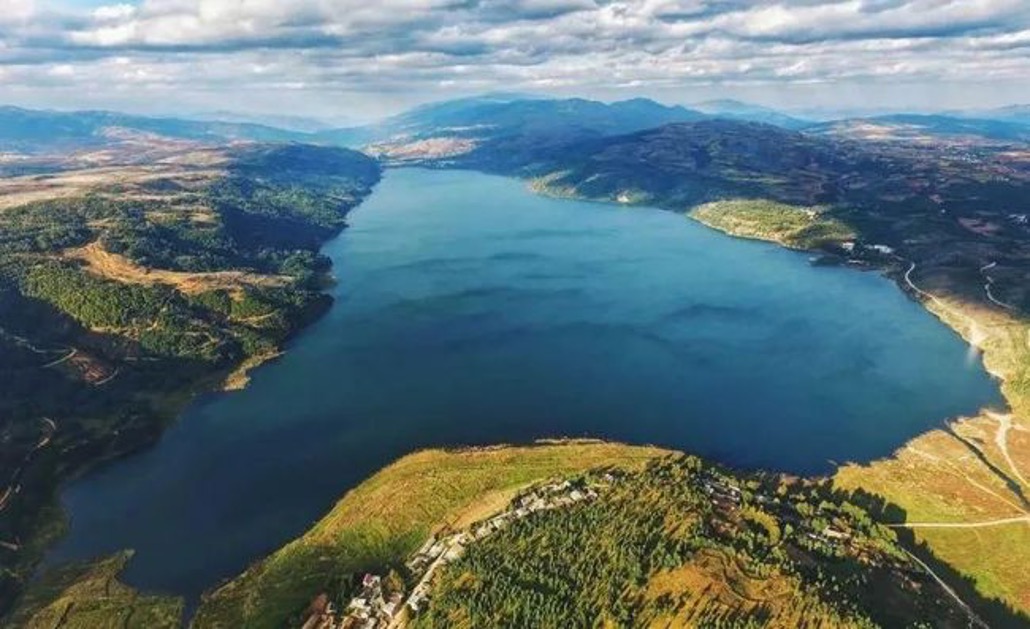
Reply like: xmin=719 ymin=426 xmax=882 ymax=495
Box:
xmin=5 ymin=551 xmax=182 ymax=628
xmin=191 ymin=441 xmax=667 ymax=628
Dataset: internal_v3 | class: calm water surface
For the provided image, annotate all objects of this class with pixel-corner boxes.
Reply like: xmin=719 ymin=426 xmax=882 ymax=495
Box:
xmin=49 ymin=168 xmax=1003 ymax=601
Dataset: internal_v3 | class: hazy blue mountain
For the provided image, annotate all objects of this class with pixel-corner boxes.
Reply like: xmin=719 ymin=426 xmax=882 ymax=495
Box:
xmin=500 ymin=119 xmax=849 ymax=205
xmin=0 ymin=105 xmax=308 ymax=152
xmin=691 ymin=99 xmax=812 ymax=129
xmin=324 ymin=96 xmax=707 ymax=145
xmin=809 ymin=113 xmax=1030 ymax=142
xmin=947 ymin=105 xmax=1030 ymax=127
xmin=184 ymin=110 xmax=341 ymax=132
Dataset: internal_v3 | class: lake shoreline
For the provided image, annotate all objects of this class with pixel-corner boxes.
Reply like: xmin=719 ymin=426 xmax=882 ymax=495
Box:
xmin=36 ymin=167 xmax=1001 ymax=621
xmin=523 ymin=173 xmax=1027 ymax=614
xmin=6 ymin=173 xmax=383 ymax=618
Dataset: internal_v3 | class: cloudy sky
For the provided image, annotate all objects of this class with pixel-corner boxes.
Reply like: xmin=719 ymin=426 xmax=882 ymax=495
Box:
xmin=2 ymin=0 xmax=1029 ymax=121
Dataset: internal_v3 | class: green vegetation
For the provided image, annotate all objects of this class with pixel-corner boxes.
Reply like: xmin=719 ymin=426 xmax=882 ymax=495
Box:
xmin=0 ymin=143 xmax=380 ymax=616
xmin=192 ymin=441 xmax=666 ymax=628
xmin=12 ymin=441 xmax=1020 ymax=627
xmin=415 ymin=456 xmax=969 ymax=628
xmin=690 ymin=199 xmax=855 ymax=249
xmin=5 ymin=551 xmax=182 ymax=628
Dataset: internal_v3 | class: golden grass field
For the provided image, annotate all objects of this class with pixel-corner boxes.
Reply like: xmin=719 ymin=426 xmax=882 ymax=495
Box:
xmin=0 ymin=143 xmax=227 ymax=212
xmin=643 ymin=550 xmax=859 ymax=629
xmin=61 ymin=241 xmax=290 ymax=296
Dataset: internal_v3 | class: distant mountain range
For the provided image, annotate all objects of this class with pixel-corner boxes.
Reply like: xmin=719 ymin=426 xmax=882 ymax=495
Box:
xmin=810 ymin=113 xmax=1030 ymax=143
xmin=0 ymin=105 xmax=305 ymax=153
xmin=3 ymin=96 xmax=1029 ymax=158
xmin=690 ymin=99 xmax=812 ymax=129
xmin=946 ymin=104 xmax=1030 ymax=127
xmin=182 ymin=111 xmax=343 ymax=133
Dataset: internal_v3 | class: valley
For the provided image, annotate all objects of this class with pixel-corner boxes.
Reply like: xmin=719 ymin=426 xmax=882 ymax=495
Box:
xmin=2 ymin=96 xmax=1030 ymax=628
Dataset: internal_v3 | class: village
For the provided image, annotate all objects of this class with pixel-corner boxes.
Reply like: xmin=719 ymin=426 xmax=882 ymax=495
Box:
xmin=693 ymin=470 xmax=857 ymax=554
xmin=301 ymin=468 xmax=876 ymax=629
xmin=300 ymin=475 xmax=607 ymax=629
xmin=301 ymin=464 xmax=952 ymax=629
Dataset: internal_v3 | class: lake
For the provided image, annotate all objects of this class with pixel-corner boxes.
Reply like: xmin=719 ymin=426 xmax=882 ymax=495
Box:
xmin=48 ymin=167 xmax=1003 ymax=602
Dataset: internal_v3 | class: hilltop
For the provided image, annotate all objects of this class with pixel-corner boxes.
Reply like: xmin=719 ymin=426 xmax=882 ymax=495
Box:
xmin=196 ymin=441 xmax=663 ymax=628
xmin=12 ymin=441 xmax=1017 ymax=628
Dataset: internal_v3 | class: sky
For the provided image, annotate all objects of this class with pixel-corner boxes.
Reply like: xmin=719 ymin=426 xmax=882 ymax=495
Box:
xmin=1 ymin=0 xmax=1029 ymax=122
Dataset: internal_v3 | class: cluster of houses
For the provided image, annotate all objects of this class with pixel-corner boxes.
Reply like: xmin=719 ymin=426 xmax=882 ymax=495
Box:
xmin=839 ymin=241 xmax=895 ymax=257
xmin=340 ymin=574 xmax=404 ymax=629
xmin=697 ymin=473 xmax=744 ymax=508
xmin=302 ymin=475 xmax=609 ymax=629
xmin=403 ymin=478 xmax=602 ymax=615
xmin=694 ymin=471 xmax=853 ymax=553
xmin=805 ymin=525 xmax=852 ymax=549
xmin=301 ymin=573 xmax=403 ymax=629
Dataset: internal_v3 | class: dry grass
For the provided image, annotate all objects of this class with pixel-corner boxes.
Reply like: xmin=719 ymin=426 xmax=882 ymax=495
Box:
xmin=61 ymin=241 xmax=290 ymax=296
xmin=643 ymin=550 xmax=856 ymax=628
xmin=221 ymin=350 xmax=283 ymax=391
xmin=366 ymin=136 xmax=479 ymax=162
xmin=690 ymin=198 xmax=855 ymax=249
xmin=0 ymin=140 xmax=228 ymax=211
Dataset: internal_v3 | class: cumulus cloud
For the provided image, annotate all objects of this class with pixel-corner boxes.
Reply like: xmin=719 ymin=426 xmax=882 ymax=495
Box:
xmin=0 ymin=0 xmax=36 ymax=24
xmin=3 ymin=0 xmax=1030 ymax=115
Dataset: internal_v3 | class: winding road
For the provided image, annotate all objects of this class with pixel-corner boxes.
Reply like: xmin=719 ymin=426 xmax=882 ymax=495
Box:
xmin=41 ymin=348 xmax=77 ymax=369
xmin=990 ymin=411 xmax=1029 ymax=489
xmin=904 ymin=261 xmax=988 ymax=347
xmin=979 ymin=261 xmax=1016 ymax=311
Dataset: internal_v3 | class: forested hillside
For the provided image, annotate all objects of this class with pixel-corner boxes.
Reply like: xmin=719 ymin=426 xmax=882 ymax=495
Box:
xmin=0 ymin=139 xmax=380 ymax=614
xmin=415 ymin=456 xmax=981 ymax=628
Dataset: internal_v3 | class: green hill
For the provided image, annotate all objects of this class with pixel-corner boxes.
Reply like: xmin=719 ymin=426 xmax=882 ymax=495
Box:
xmin=12 ymin=442 xmax=1021 ymax=627
xmin=0 ymin=142 xmax=380 ymax=615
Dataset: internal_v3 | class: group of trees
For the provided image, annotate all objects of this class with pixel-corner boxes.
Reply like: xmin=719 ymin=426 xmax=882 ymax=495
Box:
xmin=414 ymin=457 xmax=966 ymax=628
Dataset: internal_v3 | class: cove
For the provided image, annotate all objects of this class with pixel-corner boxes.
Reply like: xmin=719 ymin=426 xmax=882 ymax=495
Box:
xmin=47 ymin=167 xmax=1003 ymax=603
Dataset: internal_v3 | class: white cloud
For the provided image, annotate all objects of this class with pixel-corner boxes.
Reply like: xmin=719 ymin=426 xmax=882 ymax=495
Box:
xmin=0 ymin=0 xmax=35 ymax=24
xmin=92 ymin=4 xmax=137 ymax=22
xmin=1 ymin=0 xmax=1030 ymax=115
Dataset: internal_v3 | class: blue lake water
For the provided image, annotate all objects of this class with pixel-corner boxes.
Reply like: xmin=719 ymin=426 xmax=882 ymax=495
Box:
xmin=48 ymin=167 xmax=1003 ymax=602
